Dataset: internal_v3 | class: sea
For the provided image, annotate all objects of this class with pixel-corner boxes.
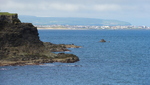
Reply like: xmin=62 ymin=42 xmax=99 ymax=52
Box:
xmin=1 ymin=29 xmax=150 ymax=85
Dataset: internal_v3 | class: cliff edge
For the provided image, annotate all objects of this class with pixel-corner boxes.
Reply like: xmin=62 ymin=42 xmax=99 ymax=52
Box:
xmin=0 ymin=12 xmax=79 ymax=66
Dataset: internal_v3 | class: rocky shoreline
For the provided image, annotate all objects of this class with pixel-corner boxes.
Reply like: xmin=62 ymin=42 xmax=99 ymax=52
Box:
xmin=0 ymin=44 xmax=81 ymax=66
xmin=0 ymin=12 xmax=81 ymax=66
xmin=0 ymin=53 xmax=79 ymax=66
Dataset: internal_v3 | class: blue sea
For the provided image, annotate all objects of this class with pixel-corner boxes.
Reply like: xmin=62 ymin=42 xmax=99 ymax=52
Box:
xmin=1 ymin=30 xmax=150 ymax=85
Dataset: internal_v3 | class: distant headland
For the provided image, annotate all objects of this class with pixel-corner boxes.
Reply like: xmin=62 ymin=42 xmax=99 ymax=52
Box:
xmin=19 ymin=15 xmax=131 ymax=26
xmin=18 ymin=15 xmax=150 ymax=30
xmin=0 ymin=12 xmax=81 ymax=66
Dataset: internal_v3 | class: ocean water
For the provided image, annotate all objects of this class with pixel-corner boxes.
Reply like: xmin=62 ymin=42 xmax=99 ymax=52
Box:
xmin=1 ymin=30 xmax=150 ymax=85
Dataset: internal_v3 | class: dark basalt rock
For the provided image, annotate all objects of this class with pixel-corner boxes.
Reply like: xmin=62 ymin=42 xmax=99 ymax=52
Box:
xmin=43 ymin=42 xmax=70 ymax=52
xmin=53 ymin=53 xmax=79 ymax=63
xmin=0 ymin=12 xmax=80 ymax=66
xmin=43 ymin=42 xmax=82 ymax=52
xmin=100 ymin=39 xmax=106 ymax=42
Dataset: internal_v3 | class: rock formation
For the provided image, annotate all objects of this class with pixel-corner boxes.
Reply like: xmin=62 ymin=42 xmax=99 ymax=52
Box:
xmin=0 ymin=12 xmax=80 ymax=66
xmin=100 ymin=39 xmax=106 ymax=42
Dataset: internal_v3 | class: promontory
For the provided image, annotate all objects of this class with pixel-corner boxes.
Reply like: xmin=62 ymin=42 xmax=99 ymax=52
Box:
xmin=0 ymin=12 xmax=80 ymax=66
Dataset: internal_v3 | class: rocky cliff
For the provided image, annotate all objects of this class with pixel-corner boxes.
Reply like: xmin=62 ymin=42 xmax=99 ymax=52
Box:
xmin=0 ymin=12 xmax=79 ymax=66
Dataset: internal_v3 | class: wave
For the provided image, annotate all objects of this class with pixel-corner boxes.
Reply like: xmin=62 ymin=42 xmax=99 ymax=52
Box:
xmin=0 ymin=68 xmax=8 ymax=70
xmin=40 ymin=64 xmax=82 ymax=67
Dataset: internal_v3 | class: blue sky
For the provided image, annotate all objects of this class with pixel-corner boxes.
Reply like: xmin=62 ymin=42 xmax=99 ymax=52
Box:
xmin=0 ymin=0 xmax=150 ymax=26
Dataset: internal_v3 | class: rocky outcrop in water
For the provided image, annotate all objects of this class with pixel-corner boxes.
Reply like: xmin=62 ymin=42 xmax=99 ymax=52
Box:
xmin=100 ymin=39 xmax=106 ymax=42
xmin=0 ymin=12 xmax=80 ymax=66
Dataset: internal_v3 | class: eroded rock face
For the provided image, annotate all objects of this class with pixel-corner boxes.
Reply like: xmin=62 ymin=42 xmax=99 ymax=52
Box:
xmin=0 ymin=23 xmax=43 ymax=47
xmin=0 ymin=13 xmax=80 ymax=66
xmin=0 ymin=14 xmax=20 ymax=24
xmin=0 ymin=14 xmax=45 ymax=59
xmin=0 ymin=14 xmax=43 ymax=47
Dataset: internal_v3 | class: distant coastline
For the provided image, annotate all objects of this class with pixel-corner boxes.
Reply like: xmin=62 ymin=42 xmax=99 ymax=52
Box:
xmin=36 ymin=25 xmax=150 ymax=30
xmin=37 ymin=27 xmax=70 ymax=30
xmin=37 ymin=27 xmax=89 ymax=30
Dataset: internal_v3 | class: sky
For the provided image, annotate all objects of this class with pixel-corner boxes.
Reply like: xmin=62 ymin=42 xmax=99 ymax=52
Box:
xmin=0 ymin=0 xmax=150 ymax=26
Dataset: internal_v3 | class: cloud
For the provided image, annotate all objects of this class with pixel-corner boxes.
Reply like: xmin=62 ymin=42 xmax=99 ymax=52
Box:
xmin=1 ymin=0 xmax=149 ymax=13
xmin=1 ymin=0 xmax=82 ymax=12
xmin=0 ymin=0 xmax=150 ymax=26
xmin=45 ymin=3 xmax=81 ymax=11
xmin=93 ymin=4 xmax=121 ymax=11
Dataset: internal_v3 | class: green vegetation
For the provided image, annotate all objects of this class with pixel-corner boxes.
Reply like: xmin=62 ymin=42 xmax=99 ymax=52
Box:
xmin=0 ymin=12 xmax=17 ymax=15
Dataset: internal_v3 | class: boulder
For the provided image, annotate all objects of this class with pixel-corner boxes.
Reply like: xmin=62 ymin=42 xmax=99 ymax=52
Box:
xmin=100 ymin=39 xmax=106 ymax=42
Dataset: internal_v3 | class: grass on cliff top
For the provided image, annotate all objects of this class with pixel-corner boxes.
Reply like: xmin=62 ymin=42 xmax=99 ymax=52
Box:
xmin=0 ymin=12 xmax=17 ymax=15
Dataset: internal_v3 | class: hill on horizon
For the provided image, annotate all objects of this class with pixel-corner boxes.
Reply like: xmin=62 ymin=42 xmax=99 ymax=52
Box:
xmin=18 ymin=15 xmax=131 ymax=26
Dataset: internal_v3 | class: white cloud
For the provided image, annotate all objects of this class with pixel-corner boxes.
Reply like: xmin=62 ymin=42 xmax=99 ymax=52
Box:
xmin=1 ymin=0 xmax=149 ymax=13
xmin=0 ymin=1 xmax=83 ymax=12
xmin=0 ymin=0 xmax=150 ymax=26
xmin=47 ymin=3 xmax=80 ymax=11
xmin=93 ymin=4 xmax=121 ymax=11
